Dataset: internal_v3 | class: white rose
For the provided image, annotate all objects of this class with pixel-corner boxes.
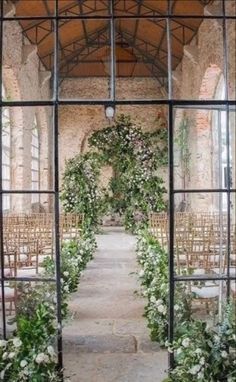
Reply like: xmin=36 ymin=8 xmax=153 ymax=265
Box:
xmin=12 ymin=338 xmax=22 ymax=348
xmin=63 ymin=271 xmax=69 ymax=277
xmin=150 ymin=296 xmax=156 ymax=303
xmin=20 ymin=360 xmax=28 ymax=368
xmin=156 ymin=299 xmax=163 ymax=306
xmin=2 ymin=352 xmax=8 ymax=360
xmin=182 ymin=338 xmax=190 ymax=348
xmin=35 ymin=353 xmax=46 ymax=364
xmin=189 ymin=364 xmax=201 ymax=375
xmin=174 ymin=304 xmax=180 ymax=311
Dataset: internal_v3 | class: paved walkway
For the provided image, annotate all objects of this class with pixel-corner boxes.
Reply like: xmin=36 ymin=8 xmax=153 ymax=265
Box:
xmin=63 ymin=227 xmax=167 ymax=382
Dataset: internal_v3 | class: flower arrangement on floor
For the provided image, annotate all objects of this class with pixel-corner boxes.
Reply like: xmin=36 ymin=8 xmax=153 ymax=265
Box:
xmin=0 ymin=233 xmax=96 ymax=381
xmin=136 ymin=230 xmax=192 ymax=346
xmin=136 ymin=229 xmax=236 ymax=381
xmin=0 ymin=283 xmax=60 ymax=381
xmin=164 ymin=304 xmax=236 ymax=382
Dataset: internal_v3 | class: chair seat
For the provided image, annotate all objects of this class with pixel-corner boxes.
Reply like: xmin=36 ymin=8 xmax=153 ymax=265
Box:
xmin=0 ymin=286 xmax=15 ymax=298
xmin=192 ymin=285 xmax=219 ymax=299
xmin=8 ymin=254 xmax=28 ymax=263
xmin=16 ymin=267 xmax=44 ymax=277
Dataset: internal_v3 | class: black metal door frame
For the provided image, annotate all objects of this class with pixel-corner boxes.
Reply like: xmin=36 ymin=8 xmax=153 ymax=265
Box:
xmin=0 ymin=0 xmax=235 ymax=376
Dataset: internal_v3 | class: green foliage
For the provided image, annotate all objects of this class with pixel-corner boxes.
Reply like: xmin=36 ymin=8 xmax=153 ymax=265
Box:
xmin=0 ymin=235 xmax=96 ymax=381
xmin=0 ymin=283 xmax=60 ymax=381
xmin=89 ymin=114 xmax=168 ymax=232
xmin=175 ymin=114 xmax=191 ymax=182
xmin=60 ymin=152 xmax=105 ymax=229
xmin=166 ymin=303 xmax=236 ymax=382
xmin=136 ymin=230 xmax=236 ymax=381
xmin=136 ymin=230 xmax=192 ymax=346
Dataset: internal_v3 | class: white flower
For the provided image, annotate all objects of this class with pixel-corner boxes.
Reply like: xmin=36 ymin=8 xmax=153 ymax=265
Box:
xmin=195 ymin=348 xmax=202 ymax=354
xmin=176 ymin=348 xmax=182 ymax=355
xmin=35 ymin=353 xmax=48 ymax=364
xmin=8 ymin=352 xmax=15 ymax=359
xmin=182 ymin=338 xmax=190 ymax=348
xmin=64 ymin=285 xmax=69 ymax=293
xmin=20 ymin=360 xmax=28 ymax=368
xmin=221 ymin=350 xmax=228 ymax=359
xmin=12 ymin=337 xmax=22 ymax=348
xmin=157 ymin=304 xmax=166 ymax=314
xmin=63 ymin=271 xmax=69 ymax=277
xmin=0 ymin=340 xmax=7 ymax=348
xmin=2 ymin=352 xmax=8 ymax=360
xmin=197 ymin=371 xmax=204 ymax=379
xmin=199 ymin=357 xmax=205 ymax=365
xmin=47 ymin=345 xmax=56 ymax=357
xmin=189 ymin=364 xmax=201 ymax=375
xmin=0 ymin=370 xmax=5 ymax=380
xmin=150 ymin=296 xmax=156 ymax=303
xmin=156 ymin=299 xmax=163 ymax=306
xmin=174 ymin=304 xmax=180 ymax=311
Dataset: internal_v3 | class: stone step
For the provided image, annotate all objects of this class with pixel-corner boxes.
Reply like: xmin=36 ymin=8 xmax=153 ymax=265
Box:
xmin=63 ymin=333 xmax=162 ymax=355
xmin=63 ymin=334 xmax=137 ymax=354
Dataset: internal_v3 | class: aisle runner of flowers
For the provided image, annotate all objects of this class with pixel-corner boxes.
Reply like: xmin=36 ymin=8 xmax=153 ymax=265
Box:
xmin=136 ymin=230 xmax=236 ymax=382
xmin=0 ymin=231 xmax=96 ymax=381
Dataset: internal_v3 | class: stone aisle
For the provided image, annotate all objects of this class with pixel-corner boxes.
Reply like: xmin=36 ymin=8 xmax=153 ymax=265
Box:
xmin=63 ymin=227 xmax=167 ymax=382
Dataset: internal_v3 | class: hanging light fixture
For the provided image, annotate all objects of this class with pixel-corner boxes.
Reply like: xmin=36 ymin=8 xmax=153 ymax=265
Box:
xmin=105 ymin=104 xmax=115 ymax=121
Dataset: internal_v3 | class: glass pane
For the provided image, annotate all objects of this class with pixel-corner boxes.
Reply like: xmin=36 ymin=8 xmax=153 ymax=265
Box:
xmin=171 ymin=19 xmax=224 ymax=100
xmin=4 ymin=0 xmax=55 ymax=17
xmin=171 ymin=0 xmax=223 ymax=15
xmin=59 ymin=19 xmax=111 ymax=99
xmin=2 ymin=195 xmax=56 ymax=279
xmin=59 ymin=0 xmax=110 ymax=16
xmin=230 ymin=109 xmax=235 ymax=189
xmin=0 ymin=281 xmax=57 ymax=339
xmin=115 ymin=18 xmax=168 ymax=100
xmin=173 ymin=280 xmax=227 ymax=339
xmin=174 ymin=194 xmax=228 ymax=279
xmin=225 ymin=0 xmax=236 ymax=16
xmin=1 ymin=106 xmax=54 ymax=191
xmin=174 ymin=106 xmax=231 ymax=192
xmin=3 ymin=21 xmax=54 ymax=101
xmin=114 ymin=1 xmax=168 ymax=16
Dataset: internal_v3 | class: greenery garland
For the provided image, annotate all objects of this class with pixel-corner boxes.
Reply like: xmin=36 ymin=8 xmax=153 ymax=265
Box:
xmin=136 ymin=229 xmax=236 ymax=382
xmin=61 ymin=113 xmax=168 ymax=231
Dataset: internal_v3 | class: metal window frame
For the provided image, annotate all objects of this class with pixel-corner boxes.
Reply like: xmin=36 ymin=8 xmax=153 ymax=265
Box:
xmin=0 ymin=0 xmax=235 ymax=377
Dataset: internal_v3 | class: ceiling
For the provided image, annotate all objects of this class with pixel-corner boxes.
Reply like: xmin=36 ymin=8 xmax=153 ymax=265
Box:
xmin=9 ymin=1 xmax=212 ymax=85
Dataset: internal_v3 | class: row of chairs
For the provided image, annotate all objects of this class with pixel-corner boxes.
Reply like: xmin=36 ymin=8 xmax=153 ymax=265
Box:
xmin=148 ymin=212 xmax=236 ymax=313
xmin=1 ymin=213 xmax=84 ymax=315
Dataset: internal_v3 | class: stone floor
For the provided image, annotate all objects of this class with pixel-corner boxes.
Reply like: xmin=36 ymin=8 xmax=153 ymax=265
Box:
xmin=63 ymin=227 xmax=168 ymax=382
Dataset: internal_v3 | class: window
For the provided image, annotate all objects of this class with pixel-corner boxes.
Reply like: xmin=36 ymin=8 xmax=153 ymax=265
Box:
xmin=212 ymin=76 xmax=232 ymax=211
xmin=2 ymin=85 xmax=11 ymax=211
xmin=31 ymin=117 xmax=40 ymax=204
